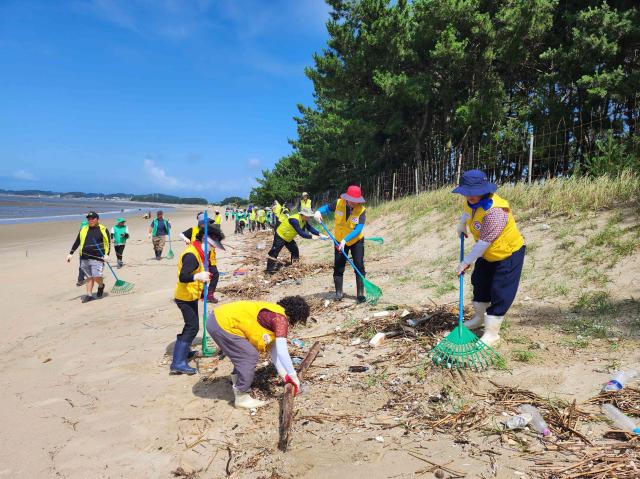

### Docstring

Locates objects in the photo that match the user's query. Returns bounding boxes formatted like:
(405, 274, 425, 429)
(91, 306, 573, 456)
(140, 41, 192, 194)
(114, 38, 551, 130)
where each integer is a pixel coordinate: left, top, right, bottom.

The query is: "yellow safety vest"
(189, 226, 217, 266)
(334, 199, 365, 246)
(463, 193, 525, 262)
(174, 244, 205, 301)
(79, 224, 110, 255)
(257, 209, 266, 223)
(249, 210, 256, 221)
(215, 214, 222, 225)
(214, 301, 286, 352)
(276, 213, 304, 242)
(273, 202, 282, 216)
(300, 198, 311, 210)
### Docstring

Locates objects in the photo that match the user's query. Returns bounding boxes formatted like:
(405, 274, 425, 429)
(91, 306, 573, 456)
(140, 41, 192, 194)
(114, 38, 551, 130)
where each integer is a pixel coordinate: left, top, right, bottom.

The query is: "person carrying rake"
(452, 170, 526, 346)
(170, 226, 225, 375)
(314, 185, 367, 303)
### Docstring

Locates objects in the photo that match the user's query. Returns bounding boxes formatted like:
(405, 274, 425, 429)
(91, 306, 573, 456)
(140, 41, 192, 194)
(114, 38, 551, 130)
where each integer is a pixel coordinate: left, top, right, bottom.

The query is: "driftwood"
(278, 341, 322, 451)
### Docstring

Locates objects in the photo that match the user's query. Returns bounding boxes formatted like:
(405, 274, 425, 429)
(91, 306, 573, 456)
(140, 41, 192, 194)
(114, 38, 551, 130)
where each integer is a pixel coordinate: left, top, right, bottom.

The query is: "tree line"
(250, 0, 639, 205)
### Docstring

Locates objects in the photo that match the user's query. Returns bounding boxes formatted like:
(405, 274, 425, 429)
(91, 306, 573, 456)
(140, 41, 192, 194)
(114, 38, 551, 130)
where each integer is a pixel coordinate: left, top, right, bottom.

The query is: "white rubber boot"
(233, 387, 267, 409)
(230, 374, 237, 386)
(464, 301, 490, 330)
(480, 314, 503, 347)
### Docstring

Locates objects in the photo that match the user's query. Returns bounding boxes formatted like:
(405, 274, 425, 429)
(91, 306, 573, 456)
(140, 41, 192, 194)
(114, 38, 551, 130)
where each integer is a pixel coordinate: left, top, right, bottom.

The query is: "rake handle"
(320, 222, 366, 281)
(459, 234, 465, 326)
(92, 239, 120, 281)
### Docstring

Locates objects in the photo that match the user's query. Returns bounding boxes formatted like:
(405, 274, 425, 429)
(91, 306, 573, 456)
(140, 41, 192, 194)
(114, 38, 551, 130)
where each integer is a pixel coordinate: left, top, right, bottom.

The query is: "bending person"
(207, 296, 310, 409)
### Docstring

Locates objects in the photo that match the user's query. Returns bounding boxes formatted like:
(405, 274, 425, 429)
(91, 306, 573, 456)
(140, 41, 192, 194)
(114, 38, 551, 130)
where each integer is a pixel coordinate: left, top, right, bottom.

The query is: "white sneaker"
(464, 301, 490, 330)
(233, 387, 267, 409)
(230, 373, 237, 386)
(480, 314, 503, 347)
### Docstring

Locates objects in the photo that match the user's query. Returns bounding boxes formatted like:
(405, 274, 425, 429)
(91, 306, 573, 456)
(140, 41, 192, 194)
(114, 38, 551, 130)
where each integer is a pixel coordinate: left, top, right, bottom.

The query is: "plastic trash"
(369, 332, 386, 347)
(373, 311, 390, 318)
(292, 357, 303, 365)
(518, 404, 551, 436)
(602, 404, 640, 434)
(291, 339, 305, 348)
(602, 369, 638, 392)
(506, 413, 533, 430)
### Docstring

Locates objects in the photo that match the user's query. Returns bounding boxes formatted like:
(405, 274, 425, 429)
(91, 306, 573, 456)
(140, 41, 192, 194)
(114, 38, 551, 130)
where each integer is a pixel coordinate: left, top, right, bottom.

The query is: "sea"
(0, 195, 174, 224)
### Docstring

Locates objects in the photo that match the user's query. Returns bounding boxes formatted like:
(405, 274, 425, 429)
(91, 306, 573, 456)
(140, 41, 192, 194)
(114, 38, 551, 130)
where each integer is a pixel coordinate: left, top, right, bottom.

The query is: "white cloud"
(143, 159, 185, 189)
(12, 169, 37, 181)
(247, 157, 261, 169)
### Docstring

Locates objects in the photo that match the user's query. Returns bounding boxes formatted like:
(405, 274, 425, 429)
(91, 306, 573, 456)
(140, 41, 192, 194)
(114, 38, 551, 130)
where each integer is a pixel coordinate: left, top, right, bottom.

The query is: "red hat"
(340, 185, 365, 203)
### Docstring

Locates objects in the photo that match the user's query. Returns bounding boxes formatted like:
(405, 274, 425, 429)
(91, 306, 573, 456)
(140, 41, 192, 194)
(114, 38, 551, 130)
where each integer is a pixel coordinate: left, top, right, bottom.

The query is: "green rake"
(429, 235, 501, 370)
(320, 222, 382, 305)
(201, 211, 217, 357)
(166, 231, 175, 259)
(365, 237, 384, 245)
(92, 240, 135, 295)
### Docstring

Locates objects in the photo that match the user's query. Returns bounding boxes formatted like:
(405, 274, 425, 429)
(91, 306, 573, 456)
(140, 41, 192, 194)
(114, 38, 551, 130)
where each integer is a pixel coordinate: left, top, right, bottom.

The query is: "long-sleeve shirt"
(70, 226, 111, 260)
(257, 309, 289, 338)
(289, 217, 319, 239)
(178, 253, 199, 283)
(462, 208, 509, 264)
(318, 200, 366, 242)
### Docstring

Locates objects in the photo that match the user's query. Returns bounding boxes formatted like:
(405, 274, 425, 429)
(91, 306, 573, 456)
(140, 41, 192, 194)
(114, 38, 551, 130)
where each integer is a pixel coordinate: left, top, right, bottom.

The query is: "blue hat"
(452, 170, 497, 196)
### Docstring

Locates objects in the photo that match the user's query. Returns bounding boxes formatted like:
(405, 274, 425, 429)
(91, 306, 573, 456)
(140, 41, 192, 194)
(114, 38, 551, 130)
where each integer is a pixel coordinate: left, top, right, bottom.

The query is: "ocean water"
(0, 195, 174, 224)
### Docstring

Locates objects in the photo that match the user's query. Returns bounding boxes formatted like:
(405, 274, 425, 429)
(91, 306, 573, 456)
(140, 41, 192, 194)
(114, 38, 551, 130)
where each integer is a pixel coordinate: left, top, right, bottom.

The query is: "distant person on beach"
(148, 210, 171, 260)
(170, 227, 225, 375)
(297, 192, 312, 212)
(67, 211, 110, 303)
(110, 217, 129, 268)
(214, 210, 222, 225)
(75, 219, 88, 286)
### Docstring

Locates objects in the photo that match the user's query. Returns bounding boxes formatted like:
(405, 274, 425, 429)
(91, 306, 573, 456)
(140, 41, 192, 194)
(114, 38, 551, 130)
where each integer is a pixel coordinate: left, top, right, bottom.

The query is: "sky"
(0, 0, 330, 201)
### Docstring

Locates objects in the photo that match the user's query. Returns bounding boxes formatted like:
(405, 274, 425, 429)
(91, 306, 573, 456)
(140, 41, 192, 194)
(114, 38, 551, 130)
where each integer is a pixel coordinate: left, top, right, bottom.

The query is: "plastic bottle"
(506, 413, 532, 430)
(602, 370, 639, 392)
(518, 404, 551, 436)
(602, 404, 640, 434)
(291, 339, 305, 348)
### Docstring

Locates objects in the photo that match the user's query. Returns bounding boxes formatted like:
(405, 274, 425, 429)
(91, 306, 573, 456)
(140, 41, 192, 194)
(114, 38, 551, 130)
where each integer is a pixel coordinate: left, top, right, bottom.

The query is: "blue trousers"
(471, 246, 526, 316)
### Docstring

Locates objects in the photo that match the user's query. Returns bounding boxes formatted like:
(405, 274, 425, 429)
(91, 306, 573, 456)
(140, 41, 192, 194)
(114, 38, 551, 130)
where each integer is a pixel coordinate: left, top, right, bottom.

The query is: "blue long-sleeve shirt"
(318, 200, 365, 243)
(289, 217, 319, 239)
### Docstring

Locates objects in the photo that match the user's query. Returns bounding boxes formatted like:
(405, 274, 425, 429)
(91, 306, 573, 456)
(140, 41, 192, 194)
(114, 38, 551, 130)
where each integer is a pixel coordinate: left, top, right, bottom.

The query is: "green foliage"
(220, 196, 247, 206)
(129, 193, 207, 205)
(250, 0, 639, 199)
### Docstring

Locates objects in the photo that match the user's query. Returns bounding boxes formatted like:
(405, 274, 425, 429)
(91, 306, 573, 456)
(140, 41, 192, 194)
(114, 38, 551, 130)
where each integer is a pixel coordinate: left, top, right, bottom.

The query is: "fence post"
(392, 172, 396, 201)
(376, 175, 380, 202)
(528, 131, 534, 185)
(456, 150, 462, 185)
(415, 168, 419, 196)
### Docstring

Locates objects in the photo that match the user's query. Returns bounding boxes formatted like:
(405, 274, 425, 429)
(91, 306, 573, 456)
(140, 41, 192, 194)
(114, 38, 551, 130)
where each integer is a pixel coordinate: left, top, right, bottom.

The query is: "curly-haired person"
(206, 296, 310, 409)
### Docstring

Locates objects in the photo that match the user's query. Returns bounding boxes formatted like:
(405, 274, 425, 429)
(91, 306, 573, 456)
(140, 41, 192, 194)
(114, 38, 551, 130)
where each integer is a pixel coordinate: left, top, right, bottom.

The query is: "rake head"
(111, 279, 135, 295)
(366, 237, 385, 245)
(166, 248, 174, 259)
(363, 278, 382, 305)
(429, 324, 501, 370)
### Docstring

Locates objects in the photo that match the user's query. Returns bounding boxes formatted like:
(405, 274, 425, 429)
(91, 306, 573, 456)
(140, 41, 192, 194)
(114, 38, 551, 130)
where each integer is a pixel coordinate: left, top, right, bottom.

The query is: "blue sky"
(0, 0, 330, 200)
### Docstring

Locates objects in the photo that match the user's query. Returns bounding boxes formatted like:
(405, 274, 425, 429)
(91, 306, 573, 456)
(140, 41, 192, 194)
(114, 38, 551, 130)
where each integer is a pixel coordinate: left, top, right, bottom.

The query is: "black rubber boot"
(117, 259, 123, 268)
(155, 250, 162, 260)
(266, 259, 277, 275)
(356, 276, 366, 303)
(97, 284, 105, 298)
(333, 275, 344, 301)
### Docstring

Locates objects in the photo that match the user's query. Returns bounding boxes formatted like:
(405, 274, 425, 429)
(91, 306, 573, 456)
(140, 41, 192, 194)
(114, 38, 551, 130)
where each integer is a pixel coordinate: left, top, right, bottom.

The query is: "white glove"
(456, 262, 470, 276)
(103, 255, 110, 262)
(66, 254, 73, 262)
(456, 214, 469, 238)
(314, 211, 323, 222)
(319, 234, 329, 240)
(179, 233, 190, 244)
(337, 239, 346, 252)
(147, 233, 152, 239)
(193, 271, 212, 282)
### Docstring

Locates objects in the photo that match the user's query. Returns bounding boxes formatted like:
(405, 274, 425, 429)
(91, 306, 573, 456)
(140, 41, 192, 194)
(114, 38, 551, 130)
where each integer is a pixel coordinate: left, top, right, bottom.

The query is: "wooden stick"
(278, 341, 322, 451)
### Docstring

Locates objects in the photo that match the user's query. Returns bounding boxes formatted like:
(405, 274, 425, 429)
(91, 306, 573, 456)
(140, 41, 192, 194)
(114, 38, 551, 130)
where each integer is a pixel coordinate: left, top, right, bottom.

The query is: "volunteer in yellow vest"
(170, 227, 225, 375)
(256, 207, 266, 230)
(272, 200, 283, 228)
(314, 185, 367, 303)
(298, 192, 312, 212)
(265, 208, 326, 274)
(206, 296, 310, 409)
(214, 210, 222, 225)
(67, 211, 111, 303)
(453, 170, 526, 347)
(179, 219, 225, 304)
(248, 206, 257, 232)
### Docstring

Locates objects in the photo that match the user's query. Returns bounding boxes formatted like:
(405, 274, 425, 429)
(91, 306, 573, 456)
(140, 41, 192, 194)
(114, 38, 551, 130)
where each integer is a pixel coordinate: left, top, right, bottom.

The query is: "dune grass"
(368, 170, 639, 222)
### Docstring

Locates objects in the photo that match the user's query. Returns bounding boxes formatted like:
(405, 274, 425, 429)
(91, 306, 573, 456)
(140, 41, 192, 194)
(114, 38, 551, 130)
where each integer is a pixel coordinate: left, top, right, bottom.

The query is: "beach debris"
(348, 366, 369, 373)
(369, 332, 386, 347)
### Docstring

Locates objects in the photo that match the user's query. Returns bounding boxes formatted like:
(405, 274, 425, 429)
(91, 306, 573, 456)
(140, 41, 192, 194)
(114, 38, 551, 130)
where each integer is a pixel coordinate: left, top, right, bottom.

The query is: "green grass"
(512, 349, 536, 362)
(563, 336, 590, 349)
(574, 290, 616, 315)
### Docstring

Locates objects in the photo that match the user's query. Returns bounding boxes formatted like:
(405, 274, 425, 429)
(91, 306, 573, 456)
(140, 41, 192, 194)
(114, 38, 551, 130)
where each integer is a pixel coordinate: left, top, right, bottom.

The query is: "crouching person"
(171, 228, 221, 375)
(206, 297, 309, 409)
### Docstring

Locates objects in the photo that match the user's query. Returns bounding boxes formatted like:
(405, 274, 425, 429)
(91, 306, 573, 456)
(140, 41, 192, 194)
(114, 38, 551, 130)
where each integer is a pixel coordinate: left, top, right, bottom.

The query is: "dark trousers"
(175, 299, 200, 344)
(471, 245, 526, 316)
(266, 233, 299, 272)
(334, 238, 365, 279)
(210, 265, 219, 292)
(114, 244, 125, 260)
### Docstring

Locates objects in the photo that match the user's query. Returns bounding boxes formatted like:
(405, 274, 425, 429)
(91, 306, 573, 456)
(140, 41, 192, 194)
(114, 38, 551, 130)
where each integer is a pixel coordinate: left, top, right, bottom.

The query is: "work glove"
(319, 234, 329, 240)
(284, 373, 301, 396)
(456, 262, 470, 276)
(314, 211, 323, 223)
(193, 271, 212, 282)
(456, 222, 468, 238)
(147, 233, 152, 239)
(337, 239, 347, 252)
(103, 255, 110, 262)
(66, 254, 73, 262)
